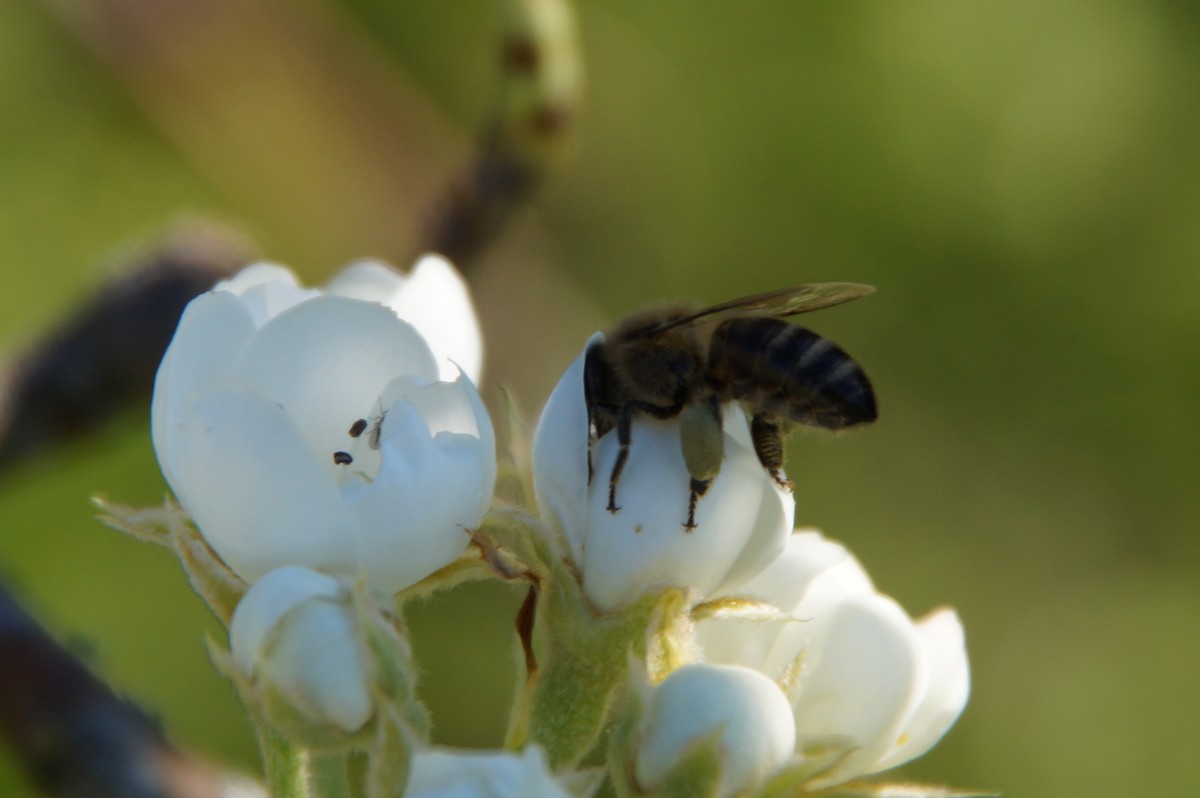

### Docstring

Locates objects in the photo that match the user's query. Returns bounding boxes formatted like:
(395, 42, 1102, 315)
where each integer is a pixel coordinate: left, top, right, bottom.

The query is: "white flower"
(695, 530, 970, 785)
(634, 663, 796, 798)
(152, 258, 495, 593)
(229, 566, 372, 732)
(405, 746, 571, 798)
(531, 336, 793, 611)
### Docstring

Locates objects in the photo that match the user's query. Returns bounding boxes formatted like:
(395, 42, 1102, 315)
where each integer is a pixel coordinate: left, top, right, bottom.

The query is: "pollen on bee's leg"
(770, 469, 793, 491)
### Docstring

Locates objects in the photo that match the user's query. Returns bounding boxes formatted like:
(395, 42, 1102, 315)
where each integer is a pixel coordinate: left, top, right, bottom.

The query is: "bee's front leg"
(607, 405, 635, 513)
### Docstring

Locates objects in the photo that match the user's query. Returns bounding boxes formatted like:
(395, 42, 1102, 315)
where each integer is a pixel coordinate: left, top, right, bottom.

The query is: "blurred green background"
(2, 1, 1198, 795)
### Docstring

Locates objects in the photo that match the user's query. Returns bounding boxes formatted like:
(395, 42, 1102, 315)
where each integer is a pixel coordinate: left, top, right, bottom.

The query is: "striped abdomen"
(707, 317, 877, 429)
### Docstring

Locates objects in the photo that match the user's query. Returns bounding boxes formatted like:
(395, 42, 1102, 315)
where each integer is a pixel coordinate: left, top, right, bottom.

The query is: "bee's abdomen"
(708, 318, 877, 430)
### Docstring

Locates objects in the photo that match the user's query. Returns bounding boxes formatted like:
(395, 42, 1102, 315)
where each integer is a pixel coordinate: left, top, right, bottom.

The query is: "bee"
(584, 282, 877, 531)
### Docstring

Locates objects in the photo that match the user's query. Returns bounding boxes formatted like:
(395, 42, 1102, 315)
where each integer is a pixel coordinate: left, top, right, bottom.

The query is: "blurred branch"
(422, 0, 583, 267)
(0, 582, 231, 798)
(42, 0, 582, 274)
(0, 223, 253, 471)
(40, 0, 473, 270)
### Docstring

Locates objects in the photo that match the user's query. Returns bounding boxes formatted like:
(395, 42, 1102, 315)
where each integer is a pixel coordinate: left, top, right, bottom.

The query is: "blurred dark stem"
(0, 224, 252, 471)
(420, 0, 583, 268)
(0, 582, 227, 798)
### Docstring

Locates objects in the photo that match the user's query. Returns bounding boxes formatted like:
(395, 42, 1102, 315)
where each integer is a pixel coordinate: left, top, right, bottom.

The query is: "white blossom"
(405, 746, 571, 798)
(532, 335, 793, 611)
(695, 529, 970, 785)
(229, 566, 372, 732)
(152, 259, 495, 593)
(634, 663, 796, 798)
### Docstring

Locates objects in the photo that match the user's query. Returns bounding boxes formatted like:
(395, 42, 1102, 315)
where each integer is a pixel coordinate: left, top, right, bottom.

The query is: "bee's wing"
(642, 282, 874, 336)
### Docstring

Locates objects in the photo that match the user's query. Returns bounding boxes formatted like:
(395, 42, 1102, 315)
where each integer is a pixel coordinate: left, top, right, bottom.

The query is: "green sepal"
(94, 496, 246, 625)
(690, 595, 796, 624)
(352, 584, 429, 742)
(494, 386, 535, 509)
(362, 704, 417, 798)
(751, 742, 856, 798)
(644, 729, 724, 798)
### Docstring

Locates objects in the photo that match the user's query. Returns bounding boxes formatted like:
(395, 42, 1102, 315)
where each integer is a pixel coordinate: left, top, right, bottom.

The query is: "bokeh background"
(2, 1, 1198, 795)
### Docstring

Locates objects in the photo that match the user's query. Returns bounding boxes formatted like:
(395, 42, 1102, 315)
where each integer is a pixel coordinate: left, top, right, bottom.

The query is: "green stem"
(507, 570, 684, 770)
(258, 727, 308, 798)
(308, 753, 354, 798)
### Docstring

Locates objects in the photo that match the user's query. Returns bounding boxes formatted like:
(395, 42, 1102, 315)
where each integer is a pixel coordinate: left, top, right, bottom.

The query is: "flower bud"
(229, 566, 372, 733)
(634, 663, 795, 798)
(532, 337, 793, 611)
(405, 745, 571, 798)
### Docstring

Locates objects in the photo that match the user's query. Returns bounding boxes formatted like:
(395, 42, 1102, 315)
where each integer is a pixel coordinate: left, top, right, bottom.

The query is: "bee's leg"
(607, 406, 634, 513)
(751, 414, 792, 491)
(587, 444, 594, 485)
(684, 477, 711, 532)
(608, 398, 685, 513)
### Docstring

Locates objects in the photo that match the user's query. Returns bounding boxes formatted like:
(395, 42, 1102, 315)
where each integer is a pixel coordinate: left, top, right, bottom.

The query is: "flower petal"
(264, 597, 373, 731)
(379, 371, 489, 440)
(874, 607, 970, 771)
(214, 262, 318, 326)
(151, 291, 257, 502)
(581, 413, 781, 611)
(715, 415, 794, 591)
(229, 565, 342, 675)
(531, 338, 596, 565)
(327, 254, 483, 383)
(787, 593, 924, 783)
(214, 262, 299, 296)
(344, 384, 494, 592)
(229, 296, 439, 462)
(168, 386, 356, 583)
(695, 530, 856, 671)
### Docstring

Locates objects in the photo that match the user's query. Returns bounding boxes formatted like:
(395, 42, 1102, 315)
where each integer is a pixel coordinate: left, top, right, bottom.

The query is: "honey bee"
(584, 283, 877, 531)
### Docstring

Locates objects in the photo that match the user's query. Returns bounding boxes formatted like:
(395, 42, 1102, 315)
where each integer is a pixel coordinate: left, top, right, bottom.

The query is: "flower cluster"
(121, 256, 971, 798)
(639, 530, 970, 795)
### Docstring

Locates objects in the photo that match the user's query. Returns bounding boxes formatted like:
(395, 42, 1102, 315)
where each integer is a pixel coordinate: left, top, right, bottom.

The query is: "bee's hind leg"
(751, 414, 793, 491)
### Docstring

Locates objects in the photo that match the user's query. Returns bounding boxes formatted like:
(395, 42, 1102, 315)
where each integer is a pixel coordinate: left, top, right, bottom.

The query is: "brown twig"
(421, 0, 583, 269)
(0, 583, 230, 798)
